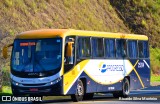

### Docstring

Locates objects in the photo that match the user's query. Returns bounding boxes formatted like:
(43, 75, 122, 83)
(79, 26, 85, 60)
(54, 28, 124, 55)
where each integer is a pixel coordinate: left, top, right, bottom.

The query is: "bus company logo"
(99, 63, 107, 73)
(99, 63, 124, 73)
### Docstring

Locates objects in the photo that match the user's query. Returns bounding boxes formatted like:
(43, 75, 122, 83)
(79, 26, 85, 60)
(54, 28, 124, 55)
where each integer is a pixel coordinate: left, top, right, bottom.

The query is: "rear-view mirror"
(2, 44, 13, 59)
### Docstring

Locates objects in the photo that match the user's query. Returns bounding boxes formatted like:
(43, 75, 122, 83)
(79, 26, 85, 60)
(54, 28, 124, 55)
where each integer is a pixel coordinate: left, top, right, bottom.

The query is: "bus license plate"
(29, 88, 38, 91)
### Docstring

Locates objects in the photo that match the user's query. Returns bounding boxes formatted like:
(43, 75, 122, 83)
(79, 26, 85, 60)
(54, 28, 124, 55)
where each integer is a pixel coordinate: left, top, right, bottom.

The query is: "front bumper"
(11, 80, 63, 96)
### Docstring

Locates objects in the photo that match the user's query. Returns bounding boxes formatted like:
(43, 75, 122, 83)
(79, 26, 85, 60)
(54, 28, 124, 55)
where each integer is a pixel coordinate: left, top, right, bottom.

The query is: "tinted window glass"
(138, 41, 149, 58)
(92, 38, 104, 57)
(12, 38, 62, 72)
(138, 41, 144, 58)
(143, 41, 149, 58)
(116, 39, 127, 58)
(105, 39, 115, 58)
(128, 40, 137, 58)
(78, 37, 91, 57)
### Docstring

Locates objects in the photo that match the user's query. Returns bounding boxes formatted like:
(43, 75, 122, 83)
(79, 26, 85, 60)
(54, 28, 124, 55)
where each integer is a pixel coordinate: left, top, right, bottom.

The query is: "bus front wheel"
(71, 80, 84, 102)
(113, 78, 130, 98)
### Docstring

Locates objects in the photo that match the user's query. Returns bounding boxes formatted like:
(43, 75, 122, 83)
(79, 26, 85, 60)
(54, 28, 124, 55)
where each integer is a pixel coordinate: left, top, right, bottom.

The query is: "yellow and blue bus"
(3, 29, 150, 102)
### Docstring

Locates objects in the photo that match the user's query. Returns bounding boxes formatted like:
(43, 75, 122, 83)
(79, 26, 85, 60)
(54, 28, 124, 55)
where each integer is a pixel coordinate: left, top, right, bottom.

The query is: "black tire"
(113, 78, 130, 98)
(83, 93, 94, 100)
(71, 80, 84, 102)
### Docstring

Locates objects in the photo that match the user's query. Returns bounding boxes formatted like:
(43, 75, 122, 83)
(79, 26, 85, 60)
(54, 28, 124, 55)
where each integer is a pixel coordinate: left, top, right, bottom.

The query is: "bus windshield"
(11, 38, 62, 73)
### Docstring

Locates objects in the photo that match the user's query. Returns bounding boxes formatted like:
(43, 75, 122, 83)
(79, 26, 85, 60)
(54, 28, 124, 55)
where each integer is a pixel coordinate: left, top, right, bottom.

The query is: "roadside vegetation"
(151, 75, 160, 82)
(150, 47, 160, 75)
(110, 0, 160, 48)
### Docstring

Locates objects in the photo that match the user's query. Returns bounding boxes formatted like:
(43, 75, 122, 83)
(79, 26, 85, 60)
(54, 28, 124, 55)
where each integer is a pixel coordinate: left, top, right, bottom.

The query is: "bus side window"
(143, 41, 149, 58)
(116, 39, 127, 58)
(92, 38, 104, 58)
(105, 39, 115, 58)
(128, 40, 137, 58)
(123, 40, 127, 57)
(138, 41, 144, 58)
(138, 41, 149, 58)
(78, 37, 91, 58)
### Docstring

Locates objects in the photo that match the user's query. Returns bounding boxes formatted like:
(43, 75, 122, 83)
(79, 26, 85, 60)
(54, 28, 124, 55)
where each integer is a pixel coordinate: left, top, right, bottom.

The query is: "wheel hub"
(77, 84, 83, 95)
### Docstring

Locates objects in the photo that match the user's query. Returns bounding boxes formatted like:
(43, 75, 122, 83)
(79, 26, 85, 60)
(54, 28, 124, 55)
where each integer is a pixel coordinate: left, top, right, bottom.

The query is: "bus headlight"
(11, 80, 19, 86)
(50, 77, 62, 85)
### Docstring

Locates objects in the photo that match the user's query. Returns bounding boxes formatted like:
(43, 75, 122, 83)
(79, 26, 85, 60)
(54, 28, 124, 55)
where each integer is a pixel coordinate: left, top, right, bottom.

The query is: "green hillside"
(0, 0, 160, 92)
(110, 0, 160, 48)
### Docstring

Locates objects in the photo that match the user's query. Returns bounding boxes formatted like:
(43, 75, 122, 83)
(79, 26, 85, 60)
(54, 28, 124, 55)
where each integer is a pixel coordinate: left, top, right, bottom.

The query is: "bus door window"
(65, 38, 75, 64)
(64, 37, 75, 73)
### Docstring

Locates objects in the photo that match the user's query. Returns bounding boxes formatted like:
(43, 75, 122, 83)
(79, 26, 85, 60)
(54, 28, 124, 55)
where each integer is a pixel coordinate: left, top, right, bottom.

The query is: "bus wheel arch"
(81, 78, 94, 100)
(71, 79, 84, 102)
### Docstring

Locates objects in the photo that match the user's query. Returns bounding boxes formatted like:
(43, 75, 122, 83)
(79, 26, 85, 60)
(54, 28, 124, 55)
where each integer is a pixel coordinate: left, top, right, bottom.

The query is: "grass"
(4, 0, 13, 7)
(43, 96, 70, 100)
(0, 93, 12, 96)
(0, 86, 12, 96)
(151, 74, 160, 82)
(78, 0, 86, 4)
(150, 47, 160, 74)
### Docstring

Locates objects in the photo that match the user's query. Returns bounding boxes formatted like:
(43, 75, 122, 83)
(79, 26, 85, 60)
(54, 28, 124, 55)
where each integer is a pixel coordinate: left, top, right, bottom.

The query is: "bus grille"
(22, 83, 46, 86)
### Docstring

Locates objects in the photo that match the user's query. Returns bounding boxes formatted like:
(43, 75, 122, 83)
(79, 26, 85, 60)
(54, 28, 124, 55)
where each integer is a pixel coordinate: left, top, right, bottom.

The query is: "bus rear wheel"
(113, 78, 130, 98)
(71, 80, 84, 102)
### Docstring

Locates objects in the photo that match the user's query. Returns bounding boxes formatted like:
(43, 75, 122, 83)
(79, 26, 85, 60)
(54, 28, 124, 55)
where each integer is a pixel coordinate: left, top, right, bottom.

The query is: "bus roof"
(16, 29, 148, 40)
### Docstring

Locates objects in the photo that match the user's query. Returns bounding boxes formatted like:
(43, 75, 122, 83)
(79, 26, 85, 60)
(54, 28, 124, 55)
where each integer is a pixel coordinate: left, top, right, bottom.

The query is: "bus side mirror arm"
(2, 43, 13, 59)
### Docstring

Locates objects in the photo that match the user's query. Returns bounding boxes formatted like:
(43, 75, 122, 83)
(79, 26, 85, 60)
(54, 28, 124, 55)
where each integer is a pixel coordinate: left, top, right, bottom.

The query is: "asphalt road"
(1, 85, 160, 104)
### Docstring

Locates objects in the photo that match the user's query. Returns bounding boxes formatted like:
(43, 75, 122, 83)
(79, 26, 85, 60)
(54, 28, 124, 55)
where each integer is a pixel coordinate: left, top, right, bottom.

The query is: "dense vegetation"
(0, 0, 160, 92)
(110, 0, 160, 48)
